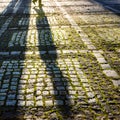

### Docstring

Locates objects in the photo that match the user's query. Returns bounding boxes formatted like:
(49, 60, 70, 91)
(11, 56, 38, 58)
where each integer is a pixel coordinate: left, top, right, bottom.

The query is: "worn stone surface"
(0, 0, 120, 119)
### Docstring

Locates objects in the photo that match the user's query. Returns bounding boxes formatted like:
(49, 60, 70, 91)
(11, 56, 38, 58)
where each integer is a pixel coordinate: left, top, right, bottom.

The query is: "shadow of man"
(34, 5, 72, 119)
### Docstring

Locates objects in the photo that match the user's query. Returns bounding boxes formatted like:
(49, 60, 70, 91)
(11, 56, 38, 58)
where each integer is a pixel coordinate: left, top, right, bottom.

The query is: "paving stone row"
(54, 0, 120, 86)
(0, 58, 95, 106)
(0, 0, 120, 119)
(7, 28, 85, 47)
(9, 15, 70, 27)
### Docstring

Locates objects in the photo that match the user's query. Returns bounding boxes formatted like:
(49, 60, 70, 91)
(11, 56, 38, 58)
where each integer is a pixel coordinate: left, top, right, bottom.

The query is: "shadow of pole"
(0, 0, 31, 119)
(34, 5, 72, 119)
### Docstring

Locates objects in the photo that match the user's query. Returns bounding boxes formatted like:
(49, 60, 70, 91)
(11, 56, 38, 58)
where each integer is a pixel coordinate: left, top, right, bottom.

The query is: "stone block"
(18, 100, 25, 106)
(45, 100, 53, 106)
(36, 101, 43, 106)
(26, 101, 34, 106)
(6, 100, 16, 106)
(54, 100, 64, 105)
(103, 70, 120, 78)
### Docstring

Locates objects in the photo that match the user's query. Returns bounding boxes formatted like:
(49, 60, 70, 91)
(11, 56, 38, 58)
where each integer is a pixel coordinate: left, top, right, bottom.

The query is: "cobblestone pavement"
(0, 0, 120, 119)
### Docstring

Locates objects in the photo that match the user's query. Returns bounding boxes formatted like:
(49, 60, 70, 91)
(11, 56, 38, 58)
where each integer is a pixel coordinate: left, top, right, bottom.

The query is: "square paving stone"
(7, 94, 16, 99)
(112, 80, 120, 87)
(96, 58, 107, 64)
(17, 95, 25, 100)
(45, 100, 53, 106)
(0, 101, 4, 106)
(26, 101, 34, 106)
(36, 101, 43, 106)
(0, 96, 6, 100)
(103, 70, 120, 78)
(17, 100, 25, 106)
(6, 100, 16, 106)
(101, 64, 111, 69)
(36, 96, 42, 100)
(54, 100, 64, 105)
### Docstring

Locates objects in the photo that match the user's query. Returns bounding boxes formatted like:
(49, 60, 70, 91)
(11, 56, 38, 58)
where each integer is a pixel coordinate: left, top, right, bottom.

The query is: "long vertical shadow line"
(34, 5, 72, 118)
(0, 0, 31, 119)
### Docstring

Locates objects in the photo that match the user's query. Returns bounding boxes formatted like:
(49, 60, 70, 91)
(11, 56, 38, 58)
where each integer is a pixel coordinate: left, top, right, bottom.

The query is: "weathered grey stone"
(50, 90, 58, 95)
(42, 91, 49, 95)
(36, 91, 41, 95)
(54, 100, 64, 105)
(56, 86, 65, 90)
(17, 100, 25, 106)
(26, 101, 34, 106)
(6, 100, 16, 106)
(65, 100, 74, 105)
(87, 92, 95, 98)
(36, 96, 42, 100)
(0, 96, 6, 100)
(17, 95, 24, 100)
(27, 78, 36, 84)
(11, 78, 19, 81)
(72, 82, 80, 86)
(45, 100, 53, 106)
(101, 64, 111, 69)
(0, 77, 3, 80)
(11, 51, 21, 55)
(59, 91, 67, 95)
(88, 98, 96, 103)
(103, 70, 120, 78)
(93, 52, 103, 58)
(19, 80, 27, 84)
(13, 72, 21, 75)
(0, 101, 4, 106)
(2, 84, 9, 89)
(26, 88, 34, 93)
(27, 65, 33, 68)
(26, 94, 34, 100)
(0, 52, 9, 55)
(112, 80, 120, 87)
(7, 94, 16, 99)
(87, 45, 96, 49)
(21, 75, 29, 79)
(83, 83, 90, 87)
(117, 49, 120, 53)
(36, 101, 43, 106)
(36, 83, 44, 87)
(18, 90, 25, 94)
(11, 82, 18, 86)
(29, 75, 37, 79)
(3, 79, 10, 84)
(0, 89, 8, 93)
(0, 74, 4, 77)
(0, 93, 7, 96)
(96, 58, 107, 64)
(69, 91, 76, 95)
(80, 78, 88, 83)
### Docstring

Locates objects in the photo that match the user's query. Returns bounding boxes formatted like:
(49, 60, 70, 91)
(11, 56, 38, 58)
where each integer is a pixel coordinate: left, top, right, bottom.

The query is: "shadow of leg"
(35, 6, 72, 119)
